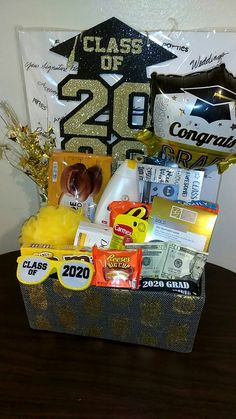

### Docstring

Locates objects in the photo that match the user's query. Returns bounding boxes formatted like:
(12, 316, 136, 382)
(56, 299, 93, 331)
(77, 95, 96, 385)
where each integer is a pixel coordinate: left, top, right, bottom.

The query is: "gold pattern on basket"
(111, 315, 130, 338)
(140, 300, 161, 327)
(111, 289, 133, 307)
(82, 289, 102, 317)
(52, 279, 73, 298)
(35, 314, 52, 330)
(139, 332, 158, 347)
(138, 332, 158, 346)
(56, 305, 77, 331)
(172, 295, 196, 315)
(86, 325, 104, 338)
(167, 324, 189, 346)
(27, 284, 48, 310)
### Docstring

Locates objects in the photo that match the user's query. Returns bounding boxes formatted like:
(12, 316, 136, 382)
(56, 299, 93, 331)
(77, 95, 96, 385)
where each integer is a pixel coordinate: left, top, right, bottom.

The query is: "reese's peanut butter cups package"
(92, 247, 142, 289)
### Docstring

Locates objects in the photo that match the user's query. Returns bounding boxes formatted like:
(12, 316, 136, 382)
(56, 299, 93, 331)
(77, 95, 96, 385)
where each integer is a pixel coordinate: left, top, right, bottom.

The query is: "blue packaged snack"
(176, 200, 219, 214)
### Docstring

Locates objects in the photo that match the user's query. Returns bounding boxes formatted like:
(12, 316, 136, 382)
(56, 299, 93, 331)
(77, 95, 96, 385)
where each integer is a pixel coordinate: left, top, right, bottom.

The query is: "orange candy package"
(109, 201, 152, 227)
(92, 247, 142, 289)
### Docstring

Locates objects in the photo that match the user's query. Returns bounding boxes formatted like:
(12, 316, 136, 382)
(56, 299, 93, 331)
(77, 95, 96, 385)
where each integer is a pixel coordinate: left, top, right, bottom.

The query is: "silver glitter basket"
(19, 273, 205, 353)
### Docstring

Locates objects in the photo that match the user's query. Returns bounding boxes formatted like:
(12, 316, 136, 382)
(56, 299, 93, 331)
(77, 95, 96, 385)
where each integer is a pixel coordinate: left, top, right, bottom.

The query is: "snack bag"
(48, 151, 112, 221)
(92, 247, 142, 289)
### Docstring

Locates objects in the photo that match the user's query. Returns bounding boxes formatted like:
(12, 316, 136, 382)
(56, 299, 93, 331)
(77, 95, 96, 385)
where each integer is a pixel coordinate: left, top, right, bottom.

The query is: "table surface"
(1, 251, 236, 419)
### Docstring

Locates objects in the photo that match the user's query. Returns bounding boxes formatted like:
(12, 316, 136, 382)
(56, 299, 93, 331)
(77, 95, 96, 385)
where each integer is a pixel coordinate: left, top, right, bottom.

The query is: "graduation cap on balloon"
(182, 84, 236, 123)
(150, 63, 236, 124)
(50, 17, 177, 82)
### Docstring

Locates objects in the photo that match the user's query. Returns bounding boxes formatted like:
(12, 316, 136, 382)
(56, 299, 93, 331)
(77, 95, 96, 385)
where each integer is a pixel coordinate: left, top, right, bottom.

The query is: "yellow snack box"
(20, 243, 93, 263)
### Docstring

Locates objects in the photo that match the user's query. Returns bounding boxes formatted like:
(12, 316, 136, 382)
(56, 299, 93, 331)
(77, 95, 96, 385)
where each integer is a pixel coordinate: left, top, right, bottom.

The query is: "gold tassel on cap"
(67, 35, 79, 70)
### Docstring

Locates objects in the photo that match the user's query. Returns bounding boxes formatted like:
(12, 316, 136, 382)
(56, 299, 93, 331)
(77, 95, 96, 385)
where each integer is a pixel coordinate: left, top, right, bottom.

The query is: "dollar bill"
(159, 242, 208, 282)
(125, 242, 167, 278)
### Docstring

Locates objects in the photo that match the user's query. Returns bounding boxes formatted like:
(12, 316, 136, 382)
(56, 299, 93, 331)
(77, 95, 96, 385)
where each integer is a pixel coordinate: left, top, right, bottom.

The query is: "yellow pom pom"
(19, 206, 89, 246)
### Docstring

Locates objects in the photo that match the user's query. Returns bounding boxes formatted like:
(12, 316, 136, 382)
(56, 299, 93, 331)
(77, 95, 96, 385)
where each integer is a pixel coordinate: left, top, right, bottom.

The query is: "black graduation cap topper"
(182, 85, 236, 123)
(50, 17, 177, 82)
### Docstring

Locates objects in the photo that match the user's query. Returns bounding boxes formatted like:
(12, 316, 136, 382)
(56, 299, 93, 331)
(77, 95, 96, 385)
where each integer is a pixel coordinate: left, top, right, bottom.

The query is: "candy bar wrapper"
(20, 243, 93, 263)
(48, 151, 112, 221)
(145, 196, 218, 252)
(138, 164, 204, 203)
(92, 247, 142, 289)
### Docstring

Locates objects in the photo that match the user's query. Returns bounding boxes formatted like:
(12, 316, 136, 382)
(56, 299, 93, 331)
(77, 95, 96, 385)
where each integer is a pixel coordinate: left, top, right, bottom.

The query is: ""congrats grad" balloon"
(137, 64, 236, 170)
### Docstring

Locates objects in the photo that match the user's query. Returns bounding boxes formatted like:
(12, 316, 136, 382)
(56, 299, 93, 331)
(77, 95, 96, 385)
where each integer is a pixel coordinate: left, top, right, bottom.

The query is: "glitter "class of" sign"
(50, 17, 176, 160)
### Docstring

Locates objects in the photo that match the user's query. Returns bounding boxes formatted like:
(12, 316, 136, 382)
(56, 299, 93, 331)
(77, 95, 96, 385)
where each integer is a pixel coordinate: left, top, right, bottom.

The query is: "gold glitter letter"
(83, 36, 94, 52)
(101, 56, 112, 70)
(106, 37, 119, 54)
(120, 38, 132, 54)
(112, 56, 124, 71)
(113, 82, 149, 138)
(131, 39, 143, 54)
(95, 37, 106, 53)
(61, 79, 108, 137)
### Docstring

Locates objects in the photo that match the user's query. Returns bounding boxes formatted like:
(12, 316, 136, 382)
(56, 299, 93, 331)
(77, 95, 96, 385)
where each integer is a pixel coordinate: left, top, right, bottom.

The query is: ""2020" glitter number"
(59, 77, 108, 137)
(58, 77, 149, 143)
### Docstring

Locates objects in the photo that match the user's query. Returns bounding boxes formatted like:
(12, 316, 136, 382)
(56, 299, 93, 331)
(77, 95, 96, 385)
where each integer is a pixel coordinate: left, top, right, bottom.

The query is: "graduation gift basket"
(16, 149, 220, 352)
(4, 19, 236, 352)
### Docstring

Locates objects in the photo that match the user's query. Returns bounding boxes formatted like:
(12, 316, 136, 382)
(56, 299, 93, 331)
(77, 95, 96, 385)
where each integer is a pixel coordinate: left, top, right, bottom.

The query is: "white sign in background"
(18, 29, 236, 149)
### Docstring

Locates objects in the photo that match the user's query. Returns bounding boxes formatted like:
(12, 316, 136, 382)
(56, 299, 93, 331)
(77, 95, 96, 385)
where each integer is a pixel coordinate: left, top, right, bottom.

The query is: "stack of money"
(126, 241, 208, 295)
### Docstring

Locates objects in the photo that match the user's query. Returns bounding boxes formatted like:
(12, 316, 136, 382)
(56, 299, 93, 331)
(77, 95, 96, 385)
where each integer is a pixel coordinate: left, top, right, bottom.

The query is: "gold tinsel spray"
(0, 102, 55, 201)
